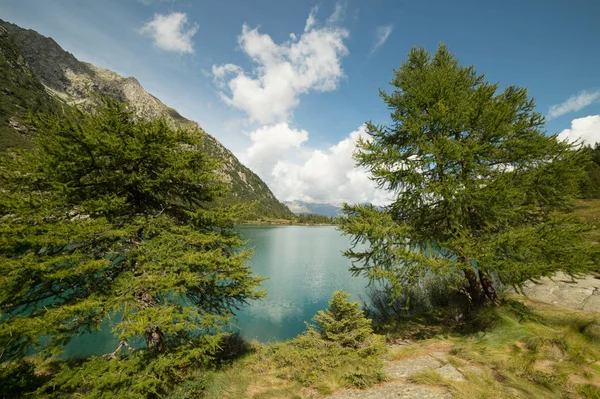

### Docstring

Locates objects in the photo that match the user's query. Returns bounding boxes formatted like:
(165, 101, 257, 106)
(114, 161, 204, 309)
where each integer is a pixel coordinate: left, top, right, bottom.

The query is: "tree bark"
(463, 268, 487, 306)
(136, 288, 166, 352)
(478, 269, 500, 305)
(144, 324, 165, 353)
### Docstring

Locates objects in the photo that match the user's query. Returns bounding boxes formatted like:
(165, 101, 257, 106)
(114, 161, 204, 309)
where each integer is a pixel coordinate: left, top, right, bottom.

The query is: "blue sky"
(1, 0, 599, 204)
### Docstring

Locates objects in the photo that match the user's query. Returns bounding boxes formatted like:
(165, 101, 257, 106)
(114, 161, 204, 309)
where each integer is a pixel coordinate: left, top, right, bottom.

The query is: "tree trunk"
(478, 269, 500, 305)
(136, 288, 166, 352)
(144, 324, 165, 353)
(463, 268, 487, 306)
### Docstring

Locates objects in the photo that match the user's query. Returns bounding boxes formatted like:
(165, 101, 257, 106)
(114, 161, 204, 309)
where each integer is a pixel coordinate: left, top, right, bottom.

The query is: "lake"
(234, 225, 368, 341)
(63, 225, 368, 357)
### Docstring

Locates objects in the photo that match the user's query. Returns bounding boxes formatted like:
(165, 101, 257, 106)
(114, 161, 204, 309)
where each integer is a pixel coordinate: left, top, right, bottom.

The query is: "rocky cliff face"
(0, 20, 293, 219)
(0, 25, 62, 150)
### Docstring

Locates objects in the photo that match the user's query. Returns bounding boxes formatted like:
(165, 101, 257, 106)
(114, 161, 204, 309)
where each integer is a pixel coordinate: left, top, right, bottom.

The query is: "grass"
(4, 295, 599, 398)
(401, 297, 600, 399)
(195, 296, 600, 399)
(575, 199, 600, 248)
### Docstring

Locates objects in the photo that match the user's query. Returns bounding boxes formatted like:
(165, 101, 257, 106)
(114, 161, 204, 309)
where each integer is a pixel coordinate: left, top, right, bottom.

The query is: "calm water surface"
(234, 225, 368, 341)
(64, 225, 367, 356)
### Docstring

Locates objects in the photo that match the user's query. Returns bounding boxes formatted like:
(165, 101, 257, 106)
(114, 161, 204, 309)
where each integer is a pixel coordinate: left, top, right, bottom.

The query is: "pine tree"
(0, 99, 264, 360)
(580, 143, 600, 199)
(339, 45, 592, 306)
(312, 290, 374, 349)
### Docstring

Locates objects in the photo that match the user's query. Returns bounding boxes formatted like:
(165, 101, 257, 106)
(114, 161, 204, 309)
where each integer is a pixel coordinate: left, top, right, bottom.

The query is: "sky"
(1, 0, 599, 205)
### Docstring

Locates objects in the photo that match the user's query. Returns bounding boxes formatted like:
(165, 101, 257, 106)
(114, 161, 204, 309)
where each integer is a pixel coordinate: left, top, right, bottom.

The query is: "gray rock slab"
(429, 352, 449, 363)
(523, 274, 600, 313)
(583, 295, 600, 313)
(385, 356, 443, 379)
(326, 382, 451, 399)
(435, 364, 465, 382)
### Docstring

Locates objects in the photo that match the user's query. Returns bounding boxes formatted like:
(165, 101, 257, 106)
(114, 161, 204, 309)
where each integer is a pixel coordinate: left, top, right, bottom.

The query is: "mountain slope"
(0, 20, 293, 219)
(0, 25, 64, 150)
(284, 200, 342, 218)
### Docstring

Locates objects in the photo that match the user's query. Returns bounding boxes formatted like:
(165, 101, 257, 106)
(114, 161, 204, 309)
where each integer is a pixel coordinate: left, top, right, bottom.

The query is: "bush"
(0, 360, 48, 398)
(364, 275, 473, 327)
(252, 291, 386, 389)
(312, 290, 378, 349)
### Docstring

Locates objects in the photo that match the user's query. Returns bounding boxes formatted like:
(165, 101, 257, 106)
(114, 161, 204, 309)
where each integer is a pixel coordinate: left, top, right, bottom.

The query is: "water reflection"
(234, 225, 368, 342)
(62, 225, 367, 356)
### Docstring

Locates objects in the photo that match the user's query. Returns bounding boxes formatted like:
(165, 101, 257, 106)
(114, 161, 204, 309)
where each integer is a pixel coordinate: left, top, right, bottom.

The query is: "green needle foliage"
(312, 290, 377, 349)
(339, 45, 593, 306)
(255, 291, 386, 391)
(0, 98, 265, 362)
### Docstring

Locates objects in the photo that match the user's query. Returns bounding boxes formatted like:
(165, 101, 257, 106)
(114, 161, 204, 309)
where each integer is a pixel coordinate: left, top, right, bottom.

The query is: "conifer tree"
(312, 290, 374, 349)
(0, 99, 264, 360)
(339, 45, 592, 306)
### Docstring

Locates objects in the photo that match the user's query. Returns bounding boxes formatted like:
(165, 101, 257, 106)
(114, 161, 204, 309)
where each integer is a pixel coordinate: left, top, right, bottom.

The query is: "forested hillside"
(0, 20, 293, 220)
(0, 26, 63, 150)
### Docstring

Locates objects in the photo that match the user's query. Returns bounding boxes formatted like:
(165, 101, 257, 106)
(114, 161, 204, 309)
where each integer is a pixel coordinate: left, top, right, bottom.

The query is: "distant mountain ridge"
(0, 19, 293, 220)
(284, 200, 342, 218)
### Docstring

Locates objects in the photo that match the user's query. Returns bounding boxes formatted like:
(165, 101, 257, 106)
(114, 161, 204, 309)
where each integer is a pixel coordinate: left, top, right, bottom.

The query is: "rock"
(326, 382, 451, 399)
(385, 356, 443, 379)
(435, 364, 465, 382)
(523, 273, 600, 313)
(429, 351, 449, 363)
(0, 18, 294, 220)
(582, 295, 600, 313)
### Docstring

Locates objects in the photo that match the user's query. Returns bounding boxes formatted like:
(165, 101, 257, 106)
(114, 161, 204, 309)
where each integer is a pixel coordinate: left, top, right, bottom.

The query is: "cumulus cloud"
(243, 123, 309, 177)
(212, 9, 349, 124)
(140, 12, 198, 54)
(548, 90, 600, 120)
(137, 0, 173, 5)
(240, 125, 391, 205)
(557, 115, 600, 145)
(371, 25, 393, 54)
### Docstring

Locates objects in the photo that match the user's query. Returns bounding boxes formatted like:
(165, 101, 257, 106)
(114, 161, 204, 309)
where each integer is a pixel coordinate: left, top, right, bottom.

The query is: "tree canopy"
(339, 45, 592, 306)
(0, 99, 264, 361)
(580, 143, 600, 199)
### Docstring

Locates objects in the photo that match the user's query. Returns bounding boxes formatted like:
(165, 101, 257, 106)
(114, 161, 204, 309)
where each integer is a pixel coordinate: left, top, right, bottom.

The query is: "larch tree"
(0, 99, 264, 361)
(339, 45, 592, 306)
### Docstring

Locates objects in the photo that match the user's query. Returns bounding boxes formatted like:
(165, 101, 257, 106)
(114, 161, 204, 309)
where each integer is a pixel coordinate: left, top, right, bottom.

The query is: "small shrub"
(0, 360, 48, 398)
(364, 274, 474, 328)
(252, 291, 386, 389)
(213, 332, 254, 367)
(312, 290, 378, 349)
(582, 322, 600, 342)
(577, 384, 600, 399)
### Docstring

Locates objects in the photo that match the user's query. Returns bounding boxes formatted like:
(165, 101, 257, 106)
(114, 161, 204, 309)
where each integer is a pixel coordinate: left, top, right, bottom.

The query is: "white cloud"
(240, 125, 391, 206)
(243, 123, 309, 177)
(371, 25, 393, 54)
(140, 12, 198, 54)
(548, 90, 600, 120)
(557, 115, 600, 145)
(305, 6, 319, 32)
(137, 0, 174, 5)
(327, 2, 346, 25)
(213, 9, 349, 124)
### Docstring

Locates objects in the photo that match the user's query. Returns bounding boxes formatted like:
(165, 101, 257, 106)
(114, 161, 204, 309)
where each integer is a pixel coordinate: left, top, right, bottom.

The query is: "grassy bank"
(575, 199, 600, 247)
(2, 294, 599, 398)
(197, 296, 600, 398)
(392, 296, 600, 399)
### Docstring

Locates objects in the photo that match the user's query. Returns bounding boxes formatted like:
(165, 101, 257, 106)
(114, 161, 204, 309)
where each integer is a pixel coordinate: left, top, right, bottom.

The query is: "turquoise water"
(63, 225, 368, 356)
(233, 225, 368, 342)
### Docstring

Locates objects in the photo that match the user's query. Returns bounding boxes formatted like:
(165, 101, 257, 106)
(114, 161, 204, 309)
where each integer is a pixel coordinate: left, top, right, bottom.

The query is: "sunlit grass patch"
(439, 298, 600, 399)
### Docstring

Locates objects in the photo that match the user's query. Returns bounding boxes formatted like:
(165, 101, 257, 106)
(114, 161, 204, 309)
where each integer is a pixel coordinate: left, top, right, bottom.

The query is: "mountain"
(0, 20, 293, 220)
(0, 25, 63, 150)
(284, 200, 342, 218)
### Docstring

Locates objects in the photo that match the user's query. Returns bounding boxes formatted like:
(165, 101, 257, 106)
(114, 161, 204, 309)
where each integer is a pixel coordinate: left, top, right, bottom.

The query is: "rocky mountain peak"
(0, 19, 293, 219)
